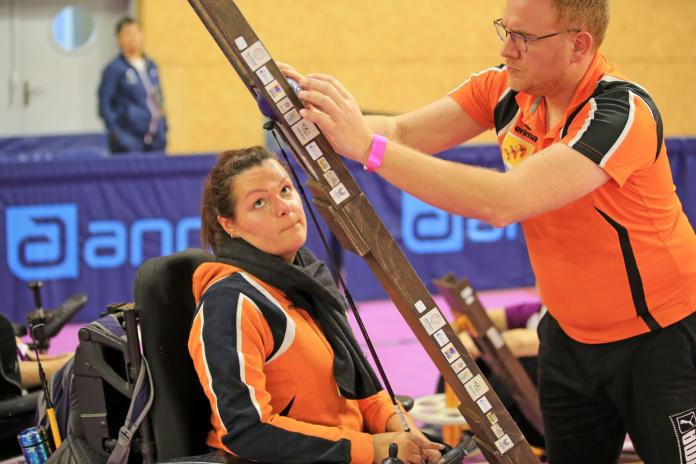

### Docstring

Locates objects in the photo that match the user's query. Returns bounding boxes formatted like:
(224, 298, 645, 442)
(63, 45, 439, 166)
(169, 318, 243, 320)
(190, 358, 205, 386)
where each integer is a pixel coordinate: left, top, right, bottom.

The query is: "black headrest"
(134, 248, 214, 460)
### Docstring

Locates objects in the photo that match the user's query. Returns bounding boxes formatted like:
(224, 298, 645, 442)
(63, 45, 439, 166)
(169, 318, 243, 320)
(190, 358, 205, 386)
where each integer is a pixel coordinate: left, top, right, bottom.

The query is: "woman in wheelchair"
(189, 147, 443, 464)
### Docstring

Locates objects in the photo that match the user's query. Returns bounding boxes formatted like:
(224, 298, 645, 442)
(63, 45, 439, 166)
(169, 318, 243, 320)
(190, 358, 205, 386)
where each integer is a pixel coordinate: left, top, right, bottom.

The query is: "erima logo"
(514, 126, 538, 142)
(672, 410, 696, 464)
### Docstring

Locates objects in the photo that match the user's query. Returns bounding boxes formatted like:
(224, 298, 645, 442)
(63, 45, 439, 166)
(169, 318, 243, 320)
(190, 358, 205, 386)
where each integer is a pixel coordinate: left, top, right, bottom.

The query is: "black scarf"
(216, 236, 382, 399)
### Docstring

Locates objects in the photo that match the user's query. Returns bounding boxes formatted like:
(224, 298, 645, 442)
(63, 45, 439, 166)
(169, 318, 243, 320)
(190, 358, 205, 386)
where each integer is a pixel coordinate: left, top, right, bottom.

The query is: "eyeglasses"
(493, 18, 579, 53)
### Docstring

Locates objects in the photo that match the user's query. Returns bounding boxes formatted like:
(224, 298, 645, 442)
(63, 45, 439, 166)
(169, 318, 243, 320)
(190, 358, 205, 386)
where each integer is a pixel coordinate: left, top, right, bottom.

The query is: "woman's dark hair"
(201, 146, 282, 254)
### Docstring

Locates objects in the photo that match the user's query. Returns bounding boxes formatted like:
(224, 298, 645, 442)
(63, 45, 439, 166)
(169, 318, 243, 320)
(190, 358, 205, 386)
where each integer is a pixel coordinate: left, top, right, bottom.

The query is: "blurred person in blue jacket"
(98, 17, 167, 153)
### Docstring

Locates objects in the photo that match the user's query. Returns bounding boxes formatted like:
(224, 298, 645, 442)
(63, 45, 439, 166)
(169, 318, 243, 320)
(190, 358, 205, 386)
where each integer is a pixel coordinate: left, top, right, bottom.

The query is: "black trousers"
(537, 311, 696, 464)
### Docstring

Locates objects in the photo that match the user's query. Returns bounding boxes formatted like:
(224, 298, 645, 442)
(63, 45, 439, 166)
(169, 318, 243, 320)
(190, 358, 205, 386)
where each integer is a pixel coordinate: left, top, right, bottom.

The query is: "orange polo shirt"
(450, 53, 696, 343)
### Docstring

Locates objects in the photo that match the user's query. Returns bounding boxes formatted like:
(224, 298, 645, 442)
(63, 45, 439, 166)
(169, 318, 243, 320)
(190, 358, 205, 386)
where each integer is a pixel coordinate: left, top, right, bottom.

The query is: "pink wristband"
(364, 134, 388, 172)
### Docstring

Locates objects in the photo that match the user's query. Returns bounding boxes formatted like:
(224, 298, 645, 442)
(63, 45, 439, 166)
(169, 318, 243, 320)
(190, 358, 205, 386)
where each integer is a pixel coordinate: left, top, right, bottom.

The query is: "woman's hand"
(409, 426, 445, 463)
(384, 413, 444, 463)
(372, 431, 443, 464)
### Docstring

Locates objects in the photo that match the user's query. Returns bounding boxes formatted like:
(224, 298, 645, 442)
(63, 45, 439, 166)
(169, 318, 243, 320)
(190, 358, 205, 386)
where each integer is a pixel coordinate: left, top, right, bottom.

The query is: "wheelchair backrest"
(135, 248, 214, 460)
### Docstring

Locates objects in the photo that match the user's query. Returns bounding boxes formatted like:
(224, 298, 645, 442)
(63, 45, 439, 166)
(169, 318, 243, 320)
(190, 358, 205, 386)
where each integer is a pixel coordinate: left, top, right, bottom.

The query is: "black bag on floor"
(46, 435, 106, 464)
(40, 313, 153, 464)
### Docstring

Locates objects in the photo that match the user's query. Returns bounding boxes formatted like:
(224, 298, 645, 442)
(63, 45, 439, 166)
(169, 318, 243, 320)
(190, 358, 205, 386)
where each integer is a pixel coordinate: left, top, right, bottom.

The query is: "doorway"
(0, 0, 130, 137)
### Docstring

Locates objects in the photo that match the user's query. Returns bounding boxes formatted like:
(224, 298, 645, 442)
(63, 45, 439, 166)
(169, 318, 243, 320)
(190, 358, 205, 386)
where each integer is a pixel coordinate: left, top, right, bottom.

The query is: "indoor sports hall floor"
(45, 286, 540, 400)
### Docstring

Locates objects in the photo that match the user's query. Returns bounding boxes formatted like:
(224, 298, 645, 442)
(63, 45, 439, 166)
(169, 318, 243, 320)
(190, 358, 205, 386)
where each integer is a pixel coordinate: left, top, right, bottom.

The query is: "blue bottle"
(17, 426, 52, 464)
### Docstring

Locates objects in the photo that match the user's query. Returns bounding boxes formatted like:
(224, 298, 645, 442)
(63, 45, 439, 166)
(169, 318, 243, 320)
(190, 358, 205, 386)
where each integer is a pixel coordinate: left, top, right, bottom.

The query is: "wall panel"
(140, 1, 696, 153)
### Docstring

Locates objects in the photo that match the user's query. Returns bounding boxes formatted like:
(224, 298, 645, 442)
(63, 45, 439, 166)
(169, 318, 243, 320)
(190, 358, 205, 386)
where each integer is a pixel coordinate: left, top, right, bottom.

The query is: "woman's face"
(218, 159, 307, 262)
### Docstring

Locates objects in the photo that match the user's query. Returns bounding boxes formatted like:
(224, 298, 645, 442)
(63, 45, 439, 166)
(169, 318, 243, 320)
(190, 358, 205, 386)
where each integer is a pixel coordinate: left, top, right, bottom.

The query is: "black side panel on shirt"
(595, 208, 661, 332)
(493, 87, 520, 134)
(562, 80, 664, 164)
(200, 272, 292, 361)
(220, 273, 289, 362)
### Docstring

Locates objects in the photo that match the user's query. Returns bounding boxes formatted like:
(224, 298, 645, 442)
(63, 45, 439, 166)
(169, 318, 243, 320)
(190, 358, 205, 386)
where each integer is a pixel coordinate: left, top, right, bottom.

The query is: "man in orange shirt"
(283, 0, 696, 462)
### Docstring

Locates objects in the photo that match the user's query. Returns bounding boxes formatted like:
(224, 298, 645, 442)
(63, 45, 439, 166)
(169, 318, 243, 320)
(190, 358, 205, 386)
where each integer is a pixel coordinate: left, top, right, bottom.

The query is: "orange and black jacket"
(189, 262, 395, 463)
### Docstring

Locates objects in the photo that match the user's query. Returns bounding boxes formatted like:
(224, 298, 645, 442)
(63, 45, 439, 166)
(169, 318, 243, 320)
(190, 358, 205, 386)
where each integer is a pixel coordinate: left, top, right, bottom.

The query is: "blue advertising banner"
(2, 139, 696, 321)
(1, 154, 215, 323)
(0, 151, 337, 323)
